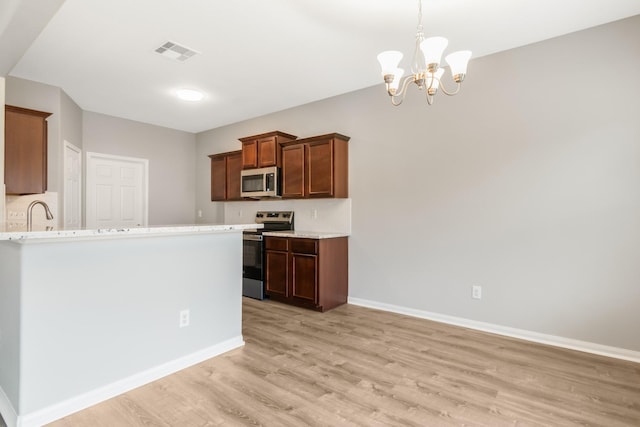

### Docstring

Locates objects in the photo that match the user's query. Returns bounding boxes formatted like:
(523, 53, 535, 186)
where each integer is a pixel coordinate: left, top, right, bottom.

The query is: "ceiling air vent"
(154, 41, 199, 62)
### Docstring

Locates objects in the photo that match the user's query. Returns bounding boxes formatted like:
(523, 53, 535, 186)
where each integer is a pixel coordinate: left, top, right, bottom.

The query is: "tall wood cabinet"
(239, 131, 297, 169)
(281, 133, 349, 199)
(4, 105, 52, 195)
(265, 236, 348, 312)
(209, 150, 242, 201)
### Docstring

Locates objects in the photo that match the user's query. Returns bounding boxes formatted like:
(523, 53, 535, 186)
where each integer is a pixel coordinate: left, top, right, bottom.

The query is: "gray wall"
(60, 90, 83, 149)
(5, 77, 84, 227)
(4, 77, 196, 226)
(83, 112, 197, 225)
(196, 16, 640, 352)
(5, 77, 64, 194)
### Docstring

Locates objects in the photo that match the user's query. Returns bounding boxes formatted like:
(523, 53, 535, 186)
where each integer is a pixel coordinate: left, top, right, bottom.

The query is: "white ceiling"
(3, 0, 640, 133)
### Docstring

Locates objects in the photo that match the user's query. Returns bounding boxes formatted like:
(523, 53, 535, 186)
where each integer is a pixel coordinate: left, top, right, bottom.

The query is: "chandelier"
(377, 0, 471, 106)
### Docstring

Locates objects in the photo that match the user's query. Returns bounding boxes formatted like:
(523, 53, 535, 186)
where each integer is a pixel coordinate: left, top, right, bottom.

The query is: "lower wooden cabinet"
(265, 236, 348, 312)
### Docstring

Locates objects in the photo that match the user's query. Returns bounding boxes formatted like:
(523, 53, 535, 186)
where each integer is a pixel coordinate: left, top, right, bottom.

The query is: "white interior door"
(64, 141, 82, 228)
(86, 152, 148, 229)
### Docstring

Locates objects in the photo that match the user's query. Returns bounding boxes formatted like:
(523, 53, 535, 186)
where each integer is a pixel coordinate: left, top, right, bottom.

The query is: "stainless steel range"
(242, 211, 294, 299)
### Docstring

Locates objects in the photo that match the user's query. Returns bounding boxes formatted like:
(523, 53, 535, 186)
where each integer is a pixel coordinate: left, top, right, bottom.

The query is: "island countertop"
(0, 223, 262, 242)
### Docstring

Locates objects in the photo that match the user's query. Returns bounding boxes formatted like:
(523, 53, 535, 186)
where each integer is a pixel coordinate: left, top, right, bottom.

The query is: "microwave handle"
(265, 173, 275, 192)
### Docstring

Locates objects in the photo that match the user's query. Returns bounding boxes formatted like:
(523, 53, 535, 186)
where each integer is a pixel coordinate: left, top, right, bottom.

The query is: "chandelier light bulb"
(426, 68, 445, 93)
(445, 50, 472, 82)
(420, 36, 449, 71)
(389, 68, 404, 92)
(377, 51, 403, 76)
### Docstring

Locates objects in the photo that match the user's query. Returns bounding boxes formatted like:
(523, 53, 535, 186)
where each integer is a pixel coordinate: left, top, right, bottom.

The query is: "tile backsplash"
(223, 198, 351, 234)
(5, 191, 59, 227)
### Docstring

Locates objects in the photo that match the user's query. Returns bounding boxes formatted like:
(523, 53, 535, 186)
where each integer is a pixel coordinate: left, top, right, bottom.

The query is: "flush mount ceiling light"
(377, 0, 472, 106)
(176, 88, 205, 102)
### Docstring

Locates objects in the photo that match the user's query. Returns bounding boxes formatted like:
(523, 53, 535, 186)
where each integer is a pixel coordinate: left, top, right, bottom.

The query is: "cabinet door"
(5, 106, 51, 195)
(291, 252, 318, 304)
(210, 156, 227, 201)
(257, 136, 278, 168)
(226, 151, 242, 200)
(307, 139, 334, 197)
(266, 250, 289, 297)
(242, 140, 258, 169)
(281, 144, 305, 198)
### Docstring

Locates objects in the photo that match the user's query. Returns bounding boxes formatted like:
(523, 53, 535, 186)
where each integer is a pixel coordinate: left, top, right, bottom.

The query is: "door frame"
(63, 140, 82, 228)
(85, 152, 149, 228)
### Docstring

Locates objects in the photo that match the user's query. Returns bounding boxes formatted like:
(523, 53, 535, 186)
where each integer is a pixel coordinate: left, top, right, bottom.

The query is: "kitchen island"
(0, 224, 258, 427)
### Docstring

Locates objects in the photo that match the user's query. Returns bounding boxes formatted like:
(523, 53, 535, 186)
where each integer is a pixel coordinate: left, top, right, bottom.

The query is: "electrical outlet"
(179, 309, 190, 328)
(472, 285, 482, 300)
(311, 209, 318, 220)
(197, 209, 202, 218)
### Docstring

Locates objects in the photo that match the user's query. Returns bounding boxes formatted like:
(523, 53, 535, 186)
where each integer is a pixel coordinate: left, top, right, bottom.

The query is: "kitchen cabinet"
(281, 133, 349, 199)
(239, 130, 297, 169)
(4, 105, 52, 195)
(265, 236, 348, 312)
(209, 150, 242, 201)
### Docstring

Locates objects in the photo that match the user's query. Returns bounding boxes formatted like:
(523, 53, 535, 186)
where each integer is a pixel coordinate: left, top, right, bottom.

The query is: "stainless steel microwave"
(241, 166, 281, 198)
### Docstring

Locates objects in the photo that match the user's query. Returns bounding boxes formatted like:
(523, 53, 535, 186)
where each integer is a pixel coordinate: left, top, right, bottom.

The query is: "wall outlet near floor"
(472, 285, 482, 300)
(179, 309, 190, 328)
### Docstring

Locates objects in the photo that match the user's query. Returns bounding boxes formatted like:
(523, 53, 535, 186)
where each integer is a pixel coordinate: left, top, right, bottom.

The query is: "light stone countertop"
(0, 223, 263, 242)
(261, 230, 350, 239)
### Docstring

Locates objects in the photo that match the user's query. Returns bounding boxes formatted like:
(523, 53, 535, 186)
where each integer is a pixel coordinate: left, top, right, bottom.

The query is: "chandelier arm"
(398, 75, 415, 96)
(388, 75, 414, 106)
(426, 93, 434, 105)
(391, 96, 404, 106)
(437, 79, 462, 96)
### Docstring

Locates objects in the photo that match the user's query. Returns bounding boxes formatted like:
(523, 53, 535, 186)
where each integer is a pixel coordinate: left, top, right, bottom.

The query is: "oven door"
(242, 234, 265, 299)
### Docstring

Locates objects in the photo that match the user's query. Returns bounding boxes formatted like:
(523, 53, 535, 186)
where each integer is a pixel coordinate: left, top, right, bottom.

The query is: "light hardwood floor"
(49, 298, 640, 426)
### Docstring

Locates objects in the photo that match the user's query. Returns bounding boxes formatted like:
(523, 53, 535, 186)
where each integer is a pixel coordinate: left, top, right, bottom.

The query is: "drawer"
(290, 238, 318, 255)
(265, 237, 289, 251)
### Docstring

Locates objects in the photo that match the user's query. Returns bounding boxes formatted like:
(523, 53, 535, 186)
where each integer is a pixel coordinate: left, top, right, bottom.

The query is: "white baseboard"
(13, 336, 244, 427)
(348, 297, 640, 364)
(0, 387, 18, 427)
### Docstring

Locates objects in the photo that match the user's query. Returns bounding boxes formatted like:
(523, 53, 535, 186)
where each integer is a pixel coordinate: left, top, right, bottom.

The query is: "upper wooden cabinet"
(4, 105, 52, 195)
(281, 133, 349, 199)
(239, 131, 297, 169)
(209, 150, 242, 201)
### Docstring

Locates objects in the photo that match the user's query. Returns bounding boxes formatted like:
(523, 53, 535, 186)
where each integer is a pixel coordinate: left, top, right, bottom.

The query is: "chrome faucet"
(27, 200, 54, 231)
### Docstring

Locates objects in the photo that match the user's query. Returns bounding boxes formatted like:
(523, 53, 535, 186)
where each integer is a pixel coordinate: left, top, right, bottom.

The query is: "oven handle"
(243, 234, 263, 242)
